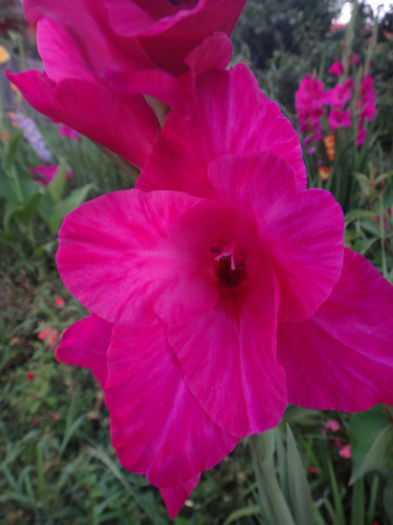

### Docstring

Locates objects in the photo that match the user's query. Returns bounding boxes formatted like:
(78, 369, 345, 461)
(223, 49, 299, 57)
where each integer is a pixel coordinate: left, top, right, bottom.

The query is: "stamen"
(211, 244, 246, 288)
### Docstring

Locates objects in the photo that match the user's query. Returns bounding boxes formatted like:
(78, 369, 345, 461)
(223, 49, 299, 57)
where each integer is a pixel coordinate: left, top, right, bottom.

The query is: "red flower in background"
(38, 328, 59, 346)
(55, 297, 65, 307)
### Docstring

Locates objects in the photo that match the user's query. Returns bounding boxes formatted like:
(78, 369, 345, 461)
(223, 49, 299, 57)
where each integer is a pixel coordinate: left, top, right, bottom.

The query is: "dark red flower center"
(211, 246, 246, 289)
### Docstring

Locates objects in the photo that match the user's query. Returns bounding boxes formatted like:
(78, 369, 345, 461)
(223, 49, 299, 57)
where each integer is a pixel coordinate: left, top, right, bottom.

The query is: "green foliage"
(349, 405, 393, 483)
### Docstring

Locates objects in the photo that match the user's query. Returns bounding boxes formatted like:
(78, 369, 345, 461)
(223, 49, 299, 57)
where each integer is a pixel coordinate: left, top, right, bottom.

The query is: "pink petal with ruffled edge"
(105, 0, 245, 46)
(207, 153, 344, 322)
(7, 70, 159, 170)
(56, 189, 231, 326)
(56, 315, 112, 388)
(278, 248, 393, 411)
(106, 319, 238, 487)
(160, 474, 200, 520)
(103, 0, 190, 37)
(168, 258, 287, 438)
(137, 63, 306, 196)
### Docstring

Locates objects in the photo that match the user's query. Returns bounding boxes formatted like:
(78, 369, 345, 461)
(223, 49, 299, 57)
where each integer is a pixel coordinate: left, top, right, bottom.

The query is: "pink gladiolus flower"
(328, 108, 352, 131)
(309, 465, 319, 475)
(55, 65, 393, 518)
(339, 444, 352, 459)
(58, 124, 78, 140)
(329, 61, 345, 77)
(7, 0, 246, 170)
(356, 124, 368, 146)
(323, 419, 340, 432)
(355, 77, 376, 145)
(51, 119, 79, 141)
(328, 77, 354, 108)
(295, 74, 327, 144)
(307, 147, 317, 155)
(29, 165, 72, 186)
(349, 53, 360, 66)
(360, 75, 376, 104)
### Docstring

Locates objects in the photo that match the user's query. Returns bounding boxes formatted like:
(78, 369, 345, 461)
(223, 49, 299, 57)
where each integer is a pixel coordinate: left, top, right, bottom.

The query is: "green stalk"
(342, 0, 359, 74)
(249, 433, 296, 525)
(0, 73, 5, 133)
(379, 196, 388, 278)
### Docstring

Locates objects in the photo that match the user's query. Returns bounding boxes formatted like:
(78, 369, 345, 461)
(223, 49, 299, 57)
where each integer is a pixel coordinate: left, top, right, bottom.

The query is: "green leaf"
(0, 171, 18, 202)
(250, 433, 296, 525)
(359, 219, 379, 236)
(350, 478, 365, 525)
(349, 405, 393, 483)
(383, 475, 393, 524)
(345, 209, 376, 224)
(46, 160, 67, 202)
(3, 131, 22, 166)
(223, 505, 261, 525)
(3, 192, 41, 231)
(84, 445, 166, 525)
(283, 406, 322, 426)
(47, 184, 92, 233)
(286, 425, 314, 525)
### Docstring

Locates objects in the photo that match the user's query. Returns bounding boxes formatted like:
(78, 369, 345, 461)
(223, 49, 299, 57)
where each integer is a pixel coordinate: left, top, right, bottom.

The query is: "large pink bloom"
(55, 64, 393, 518)
(8, 0, 245, 169)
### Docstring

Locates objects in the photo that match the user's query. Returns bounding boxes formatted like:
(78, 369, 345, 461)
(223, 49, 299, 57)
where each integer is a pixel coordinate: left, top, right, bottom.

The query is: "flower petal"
(105, 0, 245, 42)
(36, 18, 94, 82)
(7, 70, 158, 170)
(168, 262, 287, 437)
(106, 319, 238, 487)
(56, 314, 112, 388)
(160, 474, 200, 520)
(113, 32, 233, 110)
(138, 63, 306, 196)
(56, 190, 222, 325)
(207, 153, 344, 322)
(278, 248, 393, 411)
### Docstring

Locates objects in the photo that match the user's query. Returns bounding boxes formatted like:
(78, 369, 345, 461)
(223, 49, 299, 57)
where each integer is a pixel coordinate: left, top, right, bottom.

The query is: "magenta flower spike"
(54, 63, 393, 518)
(7, 0, 246, 170)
